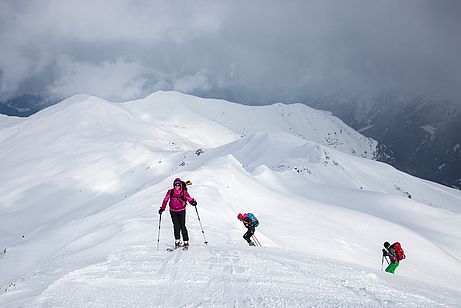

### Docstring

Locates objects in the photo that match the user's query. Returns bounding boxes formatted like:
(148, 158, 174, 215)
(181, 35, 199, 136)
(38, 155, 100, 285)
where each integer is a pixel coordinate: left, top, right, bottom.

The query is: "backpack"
(169, 180, 189, 202)
(247, 213, 259, 227)
(393, 242, 406, 261)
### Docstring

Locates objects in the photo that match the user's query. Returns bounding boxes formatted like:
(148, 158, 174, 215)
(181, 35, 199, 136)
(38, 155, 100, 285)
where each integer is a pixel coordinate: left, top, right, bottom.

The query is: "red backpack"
(393, 242, 406, 261)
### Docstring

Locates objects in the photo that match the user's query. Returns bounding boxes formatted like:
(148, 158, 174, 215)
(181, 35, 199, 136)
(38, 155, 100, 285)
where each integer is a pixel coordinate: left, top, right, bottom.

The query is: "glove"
(190, 199, 197, 206)
(382, 249, 388, 256)
(158, 208, 163, 215)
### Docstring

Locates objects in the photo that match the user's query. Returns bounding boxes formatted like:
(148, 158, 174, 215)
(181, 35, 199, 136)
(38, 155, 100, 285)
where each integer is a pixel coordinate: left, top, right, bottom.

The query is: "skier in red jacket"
(382, 241, 406, 273)
(237, 213, 259, 246)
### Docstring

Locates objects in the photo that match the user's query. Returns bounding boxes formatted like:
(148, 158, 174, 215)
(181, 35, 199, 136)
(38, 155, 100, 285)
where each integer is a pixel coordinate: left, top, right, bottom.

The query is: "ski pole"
(156, 212, 162, 251)
(381, 255, 384, 271)
(253, 234, 262, 247)
(193, 205, 208, 245)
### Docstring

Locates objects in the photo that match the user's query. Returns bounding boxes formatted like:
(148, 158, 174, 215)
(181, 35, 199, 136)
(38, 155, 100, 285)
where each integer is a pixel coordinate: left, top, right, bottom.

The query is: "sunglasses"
(174, 183, 181, 186)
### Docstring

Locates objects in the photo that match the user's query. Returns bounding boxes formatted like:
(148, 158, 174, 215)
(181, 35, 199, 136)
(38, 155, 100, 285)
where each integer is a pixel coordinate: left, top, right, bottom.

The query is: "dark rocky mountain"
(305, 93, 461, 189)
(0, 94, 58, 117)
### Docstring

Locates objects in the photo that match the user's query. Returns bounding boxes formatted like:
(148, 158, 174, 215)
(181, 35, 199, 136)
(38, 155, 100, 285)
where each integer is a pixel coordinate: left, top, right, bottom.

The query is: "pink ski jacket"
(161, 178, 194, 212)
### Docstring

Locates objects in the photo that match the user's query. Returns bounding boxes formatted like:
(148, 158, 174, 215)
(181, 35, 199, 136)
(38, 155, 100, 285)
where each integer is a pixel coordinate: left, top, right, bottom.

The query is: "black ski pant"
(243, 226, 255, 243)
(170, 210, 189, 242)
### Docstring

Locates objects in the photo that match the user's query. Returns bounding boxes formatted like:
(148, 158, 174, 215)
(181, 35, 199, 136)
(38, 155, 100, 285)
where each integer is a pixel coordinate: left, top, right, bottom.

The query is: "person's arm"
(184, 190, 196, 205)
(160, 189, 171, 212)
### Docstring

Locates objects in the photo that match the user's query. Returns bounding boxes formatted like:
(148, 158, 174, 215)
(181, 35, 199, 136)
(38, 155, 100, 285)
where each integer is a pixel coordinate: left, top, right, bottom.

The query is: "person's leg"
(243, 230, 251, 243)
(249, 227, 255, 244)
(243, 227, 255, 243)
(385, 262, 399, 273)
(170, 211, 181, 241)
(178, 210, 189, 242)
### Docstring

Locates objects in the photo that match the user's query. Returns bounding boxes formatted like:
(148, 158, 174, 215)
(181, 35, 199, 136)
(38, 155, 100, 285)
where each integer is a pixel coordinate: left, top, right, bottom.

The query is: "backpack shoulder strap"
(170, 186, 186, 201)
(180, 181, 187, 199)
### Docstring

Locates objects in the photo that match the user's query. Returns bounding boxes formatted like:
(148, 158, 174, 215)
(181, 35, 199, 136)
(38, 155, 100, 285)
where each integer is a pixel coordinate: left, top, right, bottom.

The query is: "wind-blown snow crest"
(0, 91, 460, 307)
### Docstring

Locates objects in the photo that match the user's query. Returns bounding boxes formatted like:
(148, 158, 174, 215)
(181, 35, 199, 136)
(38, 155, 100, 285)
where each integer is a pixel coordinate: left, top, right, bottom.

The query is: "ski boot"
(249, 241, 256, 246)
(175, 240, 182, 249)
(183, 241, 189, 251)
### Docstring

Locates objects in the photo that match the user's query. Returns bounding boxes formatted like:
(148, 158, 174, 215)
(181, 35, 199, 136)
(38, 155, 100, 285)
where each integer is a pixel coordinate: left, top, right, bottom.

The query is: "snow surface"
(0, 114, 24, 131)
(0, 91, 460, 307)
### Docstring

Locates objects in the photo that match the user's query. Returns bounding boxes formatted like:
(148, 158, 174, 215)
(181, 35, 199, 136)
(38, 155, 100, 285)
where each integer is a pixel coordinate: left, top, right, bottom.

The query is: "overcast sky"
(1, 0, 460, 104)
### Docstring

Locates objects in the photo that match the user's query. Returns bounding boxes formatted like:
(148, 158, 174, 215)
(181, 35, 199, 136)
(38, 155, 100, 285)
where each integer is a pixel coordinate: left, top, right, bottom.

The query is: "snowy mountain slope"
(0, 114, 23, 133)
(26, 245, 461, 307)
(0, 91, 377, 236)
(0, 92, 460, 307)
(180, 137, 461, 287)
(122, 91, 377, 158)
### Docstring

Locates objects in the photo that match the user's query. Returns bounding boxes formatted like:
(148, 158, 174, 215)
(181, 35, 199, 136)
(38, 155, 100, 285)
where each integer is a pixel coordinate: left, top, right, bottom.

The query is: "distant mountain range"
(304, 93, 461, 189)
(1, 92, 460, 189)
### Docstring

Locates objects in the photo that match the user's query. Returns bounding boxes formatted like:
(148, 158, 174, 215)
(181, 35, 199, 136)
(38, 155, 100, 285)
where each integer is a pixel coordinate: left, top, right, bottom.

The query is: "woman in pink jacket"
(159, 178, 197, 249)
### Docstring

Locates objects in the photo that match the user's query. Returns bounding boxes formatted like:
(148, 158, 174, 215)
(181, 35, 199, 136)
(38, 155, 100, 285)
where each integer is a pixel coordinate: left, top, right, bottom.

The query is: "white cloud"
(1, 0, 461, 103)
(0, 0, 227, 99)
(50, 57, 149, 101)
(5, 0, 226, 43)
(173, 71, 211, 93)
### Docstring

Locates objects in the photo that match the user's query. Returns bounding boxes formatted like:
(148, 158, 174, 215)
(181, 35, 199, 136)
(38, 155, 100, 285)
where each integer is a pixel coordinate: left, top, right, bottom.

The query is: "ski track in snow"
(25, 244, 460, 308)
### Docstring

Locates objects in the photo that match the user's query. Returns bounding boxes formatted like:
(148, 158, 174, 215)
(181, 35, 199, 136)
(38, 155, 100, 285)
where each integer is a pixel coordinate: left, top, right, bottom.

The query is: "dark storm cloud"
(0, 0, 460, 103)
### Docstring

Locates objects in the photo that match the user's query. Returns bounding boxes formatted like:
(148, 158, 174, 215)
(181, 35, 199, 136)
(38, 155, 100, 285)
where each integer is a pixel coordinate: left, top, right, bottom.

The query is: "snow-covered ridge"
(125, 91, 377, 158)
(0, 91, 460, 306)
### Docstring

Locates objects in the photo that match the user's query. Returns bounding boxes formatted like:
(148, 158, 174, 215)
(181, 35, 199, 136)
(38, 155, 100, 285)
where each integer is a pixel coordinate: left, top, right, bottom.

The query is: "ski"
(166, 245, 188, 251)
(166, 243, 183, 251)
